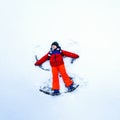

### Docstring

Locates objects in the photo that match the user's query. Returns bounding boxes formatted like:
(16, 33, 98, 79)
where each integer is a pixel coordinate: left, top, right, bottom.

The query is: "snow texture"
(0, 0, 120, 120)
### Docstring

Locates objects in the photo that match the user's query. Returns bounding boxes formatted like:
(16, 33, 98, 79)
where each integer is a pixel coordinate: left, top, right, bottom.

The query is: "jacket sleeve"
(34, 53, 49, 66)
(62, 50, 79, 58)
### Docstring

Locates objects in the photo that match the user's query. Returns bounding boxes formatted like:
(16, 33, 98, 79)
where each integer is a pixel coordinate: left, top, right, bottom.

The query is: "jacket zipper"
(54, 54, 57, 66)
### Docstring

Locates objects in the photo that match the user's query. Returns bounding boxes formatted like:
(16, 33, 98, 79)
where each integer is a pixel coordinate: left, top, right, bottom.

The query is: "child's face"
(51, 45, 57, 50)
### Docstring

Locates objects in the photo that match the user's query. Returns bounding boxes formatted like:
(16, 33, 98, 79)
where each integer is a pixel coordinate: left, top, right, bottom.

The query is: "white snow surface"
(0, 0, 120, 120)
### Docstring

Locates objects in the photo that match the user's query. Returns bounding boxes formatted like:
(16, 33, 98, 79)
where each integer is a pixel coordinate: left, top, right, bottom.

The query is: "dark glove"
(71, 58, 76, 64)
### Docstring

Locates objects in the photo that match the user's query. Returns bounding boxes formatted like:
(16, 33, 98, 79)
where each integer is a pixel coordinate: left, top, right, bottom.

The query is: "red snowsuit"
(35, 49, 79, 90)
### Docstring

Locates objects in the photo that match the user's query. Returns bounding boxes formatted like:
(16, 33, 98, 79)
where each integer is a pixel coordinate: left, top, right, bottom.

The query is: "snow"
(0, 0, 120, 120)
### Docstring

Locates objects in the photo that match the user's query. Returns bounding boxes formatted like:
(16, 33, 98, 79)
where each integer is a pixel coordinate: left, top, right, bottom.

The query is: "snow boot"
(52, 90, 60, 96)
(67, 83, 76, 92)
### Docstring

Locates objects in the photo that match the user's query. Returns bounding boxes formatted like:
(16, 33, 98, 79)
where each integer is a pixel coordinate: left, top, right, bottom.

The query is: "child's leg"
(58, 64, 73, 87)
(51, 66, 60, 90)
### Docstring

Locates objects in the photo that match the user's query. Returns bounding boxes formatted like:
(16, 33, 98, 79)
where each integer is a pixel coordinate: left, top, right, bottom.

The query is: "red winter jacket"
(35, 50, 79, 67)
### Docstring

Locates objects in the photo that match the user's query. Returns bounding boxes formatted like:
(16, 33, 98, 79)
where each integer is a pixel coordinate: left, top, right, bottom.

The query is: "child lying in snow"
(35, 41, 79, 95)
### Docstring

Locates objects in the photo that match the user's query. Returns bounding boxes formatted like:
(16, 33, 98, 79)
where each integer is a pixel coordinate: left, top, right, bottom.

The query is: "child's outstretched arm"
(34, 52, 49, 66)
(62, 50, 79, 58)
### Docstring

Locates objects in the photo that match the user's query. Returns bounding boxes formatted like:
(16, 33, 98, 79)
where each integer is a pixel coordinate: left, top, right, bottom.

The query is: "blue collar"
(51, 49, 61, 54)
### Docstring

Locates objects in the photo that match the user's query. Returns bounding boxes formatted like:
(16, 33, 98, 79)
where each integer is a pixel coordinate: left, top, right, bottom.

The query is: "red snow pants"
(51, 64, 73, 90)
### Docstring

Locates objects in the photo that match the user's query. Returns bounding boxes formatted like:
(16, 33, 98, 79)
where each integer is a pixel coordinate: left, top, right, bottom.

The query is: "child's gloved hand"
(71, 58, 76, 64)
